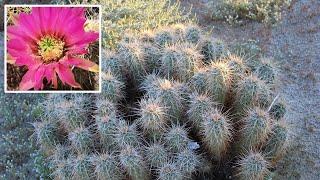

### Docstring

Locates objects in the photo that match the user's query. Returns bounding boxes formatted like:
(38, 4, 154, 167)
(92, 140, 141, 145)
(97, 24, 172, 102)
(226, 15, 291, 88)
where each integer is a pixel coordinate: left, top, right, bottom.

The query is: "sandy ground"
(180, 0, 320, 179)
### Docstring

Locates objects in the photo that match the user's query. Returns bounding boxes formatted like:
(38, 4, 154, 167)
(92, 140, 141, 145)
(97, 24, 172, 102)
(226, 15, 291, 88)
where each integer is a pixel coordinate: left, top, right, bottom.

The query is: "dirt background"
(179, 0, 320, 179)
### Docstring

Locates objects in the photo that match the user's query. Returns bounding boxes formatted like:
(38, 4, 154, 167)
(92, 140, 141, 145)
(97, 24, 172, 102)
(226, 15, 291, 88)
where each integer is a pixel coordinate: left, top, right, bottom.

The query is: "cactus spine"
(264, 122, 289, 162)
(68, 126, 93, 154)
(175, 149, 200, 177)
(200, 109, 233, 160)
(119, 146, 150, 180)
(92, 153, 124, 180)
(158, 163, 183, 180)
(143, 77, 186, 121)
(237, 151, 269, 180)
(234, 75, 271, 115)
(187, 92, 217, 130)
(144, 143, 169, 168)
(164, 125, 190, 153)
(137, 97, 168, 140)
(238, 107, 271, 151)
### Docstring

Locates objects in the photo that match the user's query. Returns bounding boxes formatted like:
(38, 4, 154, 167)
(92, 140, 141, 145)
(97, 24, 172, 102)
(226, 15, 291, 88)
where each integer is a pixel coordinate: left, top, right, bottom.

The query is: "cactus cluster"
(34, 24, 290, 179)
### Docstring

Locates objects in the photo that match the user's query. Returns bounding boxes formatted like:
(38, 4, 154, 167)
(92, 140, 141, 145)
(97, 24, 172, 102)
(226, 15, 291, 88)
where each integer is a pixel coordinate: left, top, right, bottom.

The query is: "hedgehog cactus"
(141, 43, 162, 72)
(40, 94, 91, 130)
(143, 77, 186, 121)
(139, 29, 156, 43)
(264, 122, 289, 162)
(175, 149, 201, 177)
(154, 29, 174, 47)
(73, 155, 94, 180)
(234, 75, 271, 115)
(190, 61, 232, 105)
(205, 61, 232, 104)
(53, 159, 73, 180)
(159, 43, 203, 82)
(237, 151, 270, 180)
(201, 109, 233, 160)
(137, 97, 168, 140)
(101, 71, 125, 102)
(119, 146, 150, 180)
(164, 125, 190, 153)
(35, 24, 290, 179)
(114, 121, 141, 149)
(189, 68, 208, 92)
(102, 51, 123, 79)
(96, 115, 119, 152)
(184, 25, 202, 44)
(39, 94, 66, 121)
(187, 92, 217, 130)
(237, 107, 271, 152)
(269, 100, 287, 120)
(59, 94, 91, 131)
(92, 153, 124, 180)
(117, 41, 146, 82)
(254, 58, 276, 84)
(50, 144, 72, 162)
(144, 143, 169, 168)
(33, 121, 60, 152)
(69, 126, 93, 154)
(95, 97, 118, 117)
(225, 54, 246, 86)
(158, 163, 183, 180)
(201, 39, 228, 63)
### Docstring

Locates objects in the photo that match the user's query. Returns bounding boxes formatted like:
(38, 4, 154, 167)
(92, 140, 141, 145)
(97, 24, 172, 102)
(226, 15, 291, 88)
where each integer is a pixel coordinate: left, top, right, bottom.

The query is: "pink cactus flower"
(7, 7, 99, 90)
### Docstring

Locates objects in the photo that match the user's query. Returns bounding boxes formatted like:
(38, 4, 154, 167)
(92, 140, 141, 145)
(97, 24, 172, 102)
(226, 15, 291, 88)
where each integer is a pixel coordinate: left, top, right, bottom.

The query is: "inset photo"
(4, 5, 101, 93)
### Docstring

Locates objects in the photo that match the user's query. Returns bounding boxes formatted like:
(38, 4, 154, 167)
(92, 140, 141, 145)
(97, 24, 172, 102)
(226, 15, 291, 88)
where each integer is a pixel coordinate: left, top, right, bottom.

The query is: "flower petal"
(61, 57, 99, 73)
(53, 7, 84, 38)
(71, 7, 85, 19)
(33, 65, 46, 90)
(52, 72, 58, 89)
(43, 63, 55, 83)
(67, 45, 88, 55)
(19, 68, 37, 90)
(16, 12, 41, 40)
(7, 35, 40, 67)
(56, 64, 81, 89)
(7, 38, 27, 51)
(43, 63, 59, 89)
(68, 31, 99, 47)
(7, 26, 35, 43)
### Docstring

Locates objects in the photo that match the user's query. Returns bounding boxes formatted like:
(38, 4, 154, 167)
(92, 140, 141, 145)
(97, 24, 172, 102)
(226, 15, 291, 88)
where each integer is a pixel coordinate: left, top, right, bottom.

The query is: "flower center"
(37, 36, 65, 63)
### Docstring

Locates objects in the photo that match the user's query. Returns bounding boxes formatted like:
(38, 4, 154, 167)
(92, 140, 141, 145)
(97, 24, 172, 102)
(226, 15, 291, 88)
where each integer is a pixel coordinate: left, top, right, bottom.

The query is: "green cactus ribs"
(33, 24, 290, 179)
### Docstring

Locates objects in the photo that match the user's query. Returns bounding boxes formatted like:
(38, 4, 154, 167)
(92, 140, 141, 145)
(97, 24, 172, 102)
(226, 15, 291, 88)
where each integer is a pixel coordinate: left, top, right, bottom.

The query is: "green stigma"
(38, 36, 65, 63)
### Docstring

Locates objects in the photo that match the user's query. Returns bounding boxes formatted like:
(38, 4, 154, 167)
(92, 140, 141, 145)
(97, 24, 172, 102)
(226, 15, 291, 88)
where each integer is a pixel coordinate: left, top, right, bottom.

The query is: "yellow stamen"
(37, 35, 65, 63)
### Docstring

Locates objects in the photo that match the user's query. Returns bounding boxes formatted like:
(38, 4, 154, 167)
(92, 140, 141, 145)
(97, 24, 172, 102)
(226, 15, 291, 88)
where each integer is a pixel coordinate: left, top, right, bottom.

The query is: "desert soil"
(180, 0, 320, 179)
